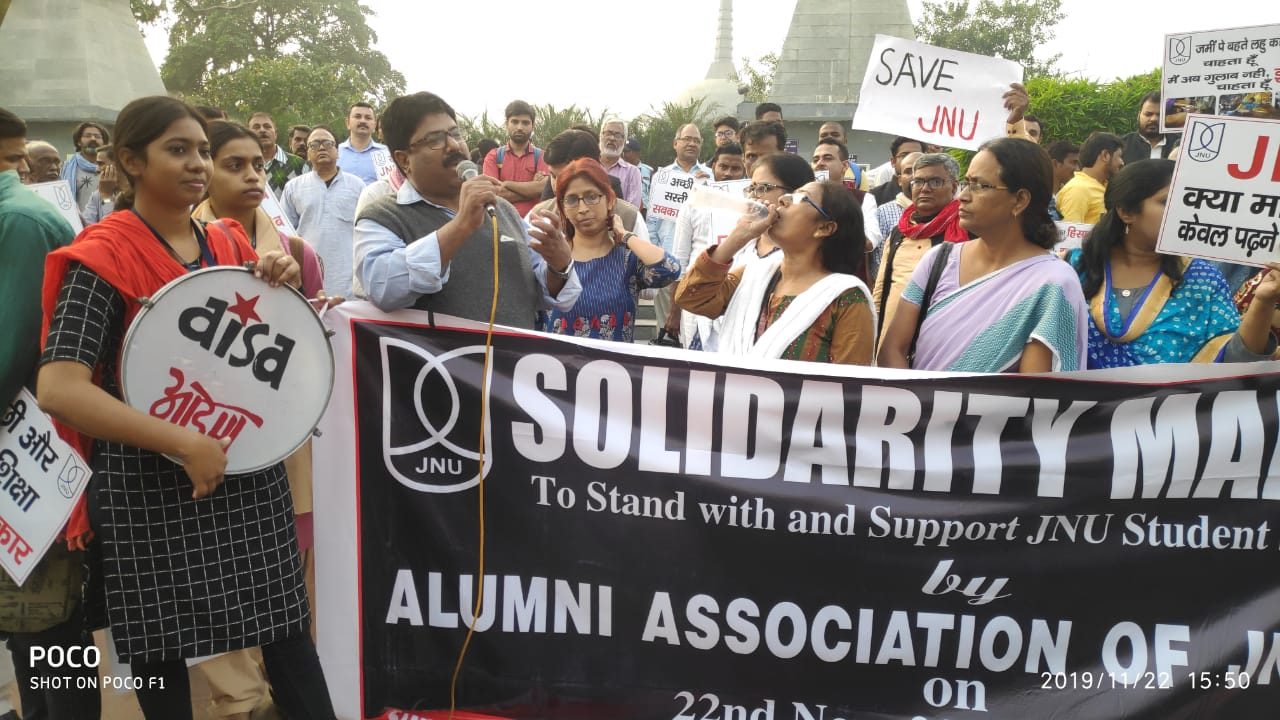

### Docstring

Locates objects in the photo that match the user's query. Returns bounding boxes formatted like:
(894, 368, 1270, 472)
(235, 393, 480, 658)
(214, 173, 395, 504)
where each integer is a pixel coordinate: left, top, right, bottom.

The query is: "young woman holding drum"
(37, 96, 335, 720)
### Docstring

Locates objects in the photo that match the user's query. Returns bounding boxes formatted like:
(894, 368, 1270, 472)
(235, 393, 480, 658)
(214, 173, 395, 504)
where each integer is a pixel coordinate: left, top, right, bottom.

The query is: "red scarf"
(897, 198, 969, 243)
(41, 211, 257, 549)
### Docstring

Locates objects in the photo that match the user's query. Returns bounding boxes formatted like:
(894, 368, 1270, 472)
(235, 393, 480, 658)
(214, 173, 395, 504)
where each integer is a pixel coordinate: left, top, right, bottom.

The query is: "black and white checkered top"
(41, 262, 310, 664)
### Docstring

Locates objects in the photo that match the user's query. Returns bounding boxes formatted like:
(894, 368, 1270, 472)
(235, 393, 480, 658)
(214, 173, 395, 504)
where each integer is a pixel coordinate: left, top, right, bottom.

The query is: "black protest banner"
(331, 312, 1280, 720)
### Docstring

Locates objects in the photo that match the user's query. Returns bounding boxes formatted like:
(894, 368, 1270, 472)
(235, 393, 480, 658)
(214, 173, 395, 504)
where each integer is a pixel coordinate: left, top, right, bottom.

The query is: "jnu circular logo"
(379, 339, 493, 494)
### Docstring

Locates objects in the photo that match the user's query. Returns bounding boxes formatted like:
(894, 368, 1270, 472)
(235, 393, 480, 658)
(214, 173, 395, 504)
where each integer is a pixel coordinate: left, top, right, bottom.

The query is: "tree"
(1026, 69, 1160, 143)
(131, 0, 164, 24)
(135, 0, 404, 129)
(915, 0, 1065, 78)
(630, 97, 720, 168)
(460, 104, 609, 155)
(944, 68, 1161, 176)
(728, 53, 779, 103)
(195, 56, 386, 136)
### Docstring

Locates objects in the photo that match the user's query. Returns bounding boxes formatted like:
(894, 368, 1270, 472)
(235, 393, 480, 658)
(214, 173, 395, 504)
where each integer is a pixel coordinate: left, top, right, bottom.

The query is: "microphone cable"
(449, 213, 500, 718)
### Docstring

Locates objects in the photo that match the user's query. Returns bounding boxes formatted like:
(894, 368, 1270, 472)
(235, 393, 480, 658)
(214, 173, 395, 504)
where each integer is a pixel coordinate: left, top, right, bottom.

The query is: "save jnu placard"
(315, 303, 1280, 720)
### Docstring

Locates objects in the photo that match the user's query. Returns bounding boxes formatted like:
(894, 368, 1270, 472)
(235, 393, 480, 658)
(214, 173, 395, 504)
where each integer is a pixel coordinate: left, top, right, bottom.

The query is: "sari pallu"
(903, 243, 1087, 372)
(1066, 250, 1240, 368)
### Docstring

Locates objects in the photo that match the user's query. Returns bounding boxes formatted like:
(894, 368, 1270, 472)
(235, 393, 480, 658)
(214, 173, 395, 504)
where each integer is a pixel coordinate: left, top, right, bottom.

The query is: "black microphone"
(455, 160, 496, 217)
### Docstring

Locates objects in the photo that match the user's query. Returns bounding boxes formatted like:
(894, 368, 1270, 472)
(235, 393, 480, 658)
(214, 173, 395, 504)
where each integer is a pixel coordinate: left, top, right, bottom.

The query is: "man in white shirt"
(280, 126, 366, 297)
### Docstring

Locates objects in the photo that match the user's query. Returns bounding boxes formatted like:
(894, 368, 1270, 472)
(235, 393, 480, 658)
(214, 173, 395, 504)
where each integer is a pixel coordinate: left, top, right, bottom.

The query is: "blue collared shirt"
(353, 181, 582, 313)
(338, 139, 390, 185)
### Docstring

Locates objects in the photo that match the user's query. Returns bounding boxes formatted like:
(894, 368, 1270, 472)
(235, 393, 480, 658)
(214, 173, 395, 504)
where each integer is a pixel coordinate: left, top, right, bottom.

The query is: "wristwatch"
(550, 258, 574, 280)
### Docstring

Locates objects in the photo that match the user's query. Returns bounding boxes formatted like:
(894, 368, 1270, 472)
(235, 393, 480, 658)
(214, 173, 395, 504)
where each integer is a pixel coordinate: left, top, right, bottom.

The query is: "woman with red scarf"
(871, 152, 970, 351)
(37, 96, 334, 719)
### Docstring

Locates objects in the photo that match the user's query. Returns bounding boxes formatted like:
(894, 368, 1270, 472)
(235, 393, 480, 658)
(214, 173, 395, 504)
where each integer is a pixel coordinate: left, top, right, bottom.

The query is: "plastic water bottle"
(684, 185, 769, 219)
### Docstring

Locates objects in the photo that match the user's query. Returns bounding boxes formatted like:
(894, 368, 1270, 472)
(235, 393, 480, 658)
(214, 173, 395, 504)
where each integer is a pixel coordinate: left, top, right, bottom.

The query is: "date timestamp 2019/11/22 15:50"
(1040, 671, 1252, 690)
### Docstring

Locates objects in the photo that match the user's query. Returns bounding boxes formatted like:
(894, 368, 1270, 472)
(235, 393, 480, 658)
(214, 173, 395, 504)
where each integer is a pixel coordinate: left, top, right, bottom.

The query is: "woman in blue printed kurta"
(1066, 159, 1280, 367)
(544, 158, 680, 342)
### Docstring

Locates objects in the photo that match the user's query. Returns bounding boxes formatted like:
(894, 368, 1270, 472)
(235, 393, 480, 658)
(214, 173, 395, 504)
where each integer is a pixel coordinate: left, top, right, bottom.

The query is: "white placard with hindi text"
(0, 390, 92, 585)
(853, 35, 1023, 151)
(1055, 222, 1093, 252)
(261, 184, 299, 237)
(373, 149, 395, 181)
(648, 168, 707, 221)
(28, 181, 84, 235)
(1162, 24, 1280, 133)
(1158, 114, 1280, 267)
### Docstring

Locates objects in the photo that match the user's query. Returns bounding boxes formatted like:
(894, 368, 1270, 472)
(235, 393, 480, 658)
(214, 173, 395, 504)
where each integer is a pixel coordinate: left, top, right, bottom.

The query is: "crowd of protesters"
(2, 77, 1279, 719)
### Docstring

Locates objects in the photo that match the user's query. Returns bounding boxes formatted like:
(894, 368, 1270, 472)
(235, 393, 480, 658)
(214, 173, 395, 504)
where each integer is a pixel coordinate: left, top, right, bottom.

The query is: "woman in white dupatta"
(674, 179, 876, 364)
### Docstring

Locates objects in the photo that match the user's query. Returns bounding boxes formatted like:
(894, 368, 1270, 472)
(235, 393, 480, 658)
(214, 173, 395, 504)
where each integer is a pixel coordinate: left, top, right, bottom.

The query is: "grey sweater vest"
(358, 195, 539, 328)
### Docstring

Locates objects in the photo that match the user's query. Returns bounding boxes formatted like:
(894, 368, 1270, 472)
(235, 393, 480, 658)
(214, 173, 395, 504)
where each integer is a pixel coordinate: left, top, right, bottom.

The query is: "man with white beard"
(598, 117, 642, 209)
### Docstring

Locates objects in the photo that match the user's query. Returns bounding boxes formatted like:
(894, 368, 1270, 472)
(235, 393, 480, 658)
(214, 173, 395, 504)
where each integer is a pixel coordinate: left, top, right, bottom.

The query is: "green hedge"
(1027, 69, 1161, 145)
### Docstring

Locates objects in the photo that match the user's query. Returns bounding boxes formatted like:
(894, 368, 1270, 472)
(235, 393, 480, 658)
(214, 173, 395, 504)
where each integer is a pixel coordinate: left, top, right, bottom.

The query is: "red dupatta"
(40, 210, 257, 549)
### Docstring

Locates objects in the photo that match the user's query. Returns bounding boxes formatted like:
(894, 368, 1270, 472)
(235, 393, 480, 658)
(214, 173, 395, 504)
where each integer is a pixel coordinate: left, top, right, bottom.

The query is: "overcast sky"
(143, 1, 1270, 119)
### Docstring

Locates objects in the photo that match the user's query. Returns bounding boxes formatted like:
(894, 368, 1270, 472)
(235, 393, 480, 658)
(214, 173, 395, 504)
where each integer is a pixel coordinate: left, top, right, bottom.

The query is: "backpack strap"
(907, 241, 955, 365)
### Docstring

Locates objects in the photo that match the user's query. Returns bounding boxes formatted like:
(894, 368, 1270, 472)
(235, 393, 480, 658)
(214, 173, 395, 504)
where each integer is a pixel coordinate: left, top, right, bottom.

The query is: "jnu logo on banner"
(379, 337, 492, 494)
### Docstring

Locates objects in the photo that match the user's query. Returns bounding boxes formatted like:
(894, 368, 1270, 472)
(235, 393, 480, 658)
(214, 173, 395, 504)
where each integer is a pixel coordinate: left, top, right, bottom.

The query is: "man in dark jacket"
(1120, 91, 1179, 164)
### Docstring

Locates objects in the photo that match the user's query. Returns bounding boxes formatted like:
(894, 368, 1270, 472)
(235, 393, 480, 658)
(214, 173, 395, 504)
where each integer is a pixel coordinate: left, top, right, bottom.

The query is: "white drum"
(120, 266, 334, 473)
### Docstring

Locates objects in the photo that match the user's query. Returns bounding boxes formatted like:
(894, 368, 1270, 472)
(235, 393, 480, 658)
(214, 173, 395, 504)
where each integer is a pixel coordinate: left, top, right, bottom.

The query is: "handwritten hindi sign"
(1162, 23, 1280, 133)
(853, 35, 1023, 152)
(648, 168, 706, 220)
(0, 390, 91, 585)
(1055, 221, 1093, 252)
(261, 184, 299, 237)
(28, 181, 84, 234)
(1158, 114, 1280, 266)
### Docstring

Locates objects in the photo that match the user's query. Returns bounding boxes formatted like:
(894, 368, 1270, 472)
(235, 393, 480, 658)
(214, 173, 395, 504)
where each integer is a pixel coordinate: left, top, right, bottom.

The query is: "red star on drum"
(227, 292, 262, 325)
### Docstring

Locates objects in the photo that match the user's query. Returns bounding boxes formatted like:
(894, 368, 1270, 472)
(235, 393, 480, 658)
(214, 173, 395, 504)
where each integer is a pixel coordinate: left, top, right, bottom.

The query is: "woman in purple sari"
(878, 138, 1088, 372)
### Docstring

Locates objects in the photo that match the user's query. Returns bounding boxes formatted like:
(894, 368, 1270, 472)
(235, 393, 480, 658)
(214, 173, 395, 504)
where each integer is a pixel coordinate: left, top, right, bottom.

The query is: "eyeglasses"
(408, 127, 464, 152)
(714, 129, 737, 138)
(958, 178, 1010, 194)
(780, 191, 831, 220)
(601, 130, 625, 139)
(307, 139, 337, 150)
(746, 182, 791, 197)
(910, 176, 951, 190)
(563, 192, 604, 208)
(677, 136, 703, 145)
